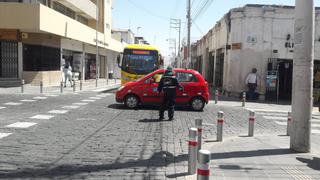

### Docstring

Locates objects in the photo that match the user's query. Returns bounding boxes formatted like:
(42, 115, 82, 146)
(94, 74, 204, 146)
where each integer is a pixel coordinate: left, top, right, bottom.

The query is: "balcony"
(54, 0, 96, 20)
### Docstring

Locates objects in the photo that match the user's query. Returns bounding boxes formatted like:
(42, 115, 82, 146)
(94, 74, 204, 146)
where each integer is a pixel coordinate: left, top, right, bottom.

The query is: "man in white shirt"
(245, 68, 258, 99)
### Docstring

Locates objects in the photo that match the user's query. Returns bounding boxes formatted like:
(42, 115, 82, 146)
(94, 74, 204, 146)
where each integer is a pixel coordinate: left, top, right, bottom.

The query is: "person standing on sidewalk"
(245, 68, 258, 100)
(63, 62, 73, 87)
(157, 66, 183, 121)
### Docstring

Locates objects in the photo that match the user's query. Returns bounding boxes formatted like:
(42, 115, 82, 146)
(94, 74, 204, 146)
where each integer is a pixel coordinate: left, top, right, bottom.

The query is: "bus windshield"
(121, 50, 158, 75)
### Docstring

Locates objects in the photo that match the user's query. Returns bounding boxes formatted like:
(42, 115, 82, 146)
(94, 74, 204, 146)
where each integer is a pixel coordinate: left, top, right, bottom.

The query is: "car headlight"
(118, 86, 125, 91)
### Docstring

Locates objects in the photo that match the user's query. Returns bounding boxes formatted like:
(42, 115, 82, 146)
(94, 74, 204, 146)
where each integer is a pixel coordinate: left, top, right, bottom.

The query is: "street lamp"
(136, 27, 142, 36)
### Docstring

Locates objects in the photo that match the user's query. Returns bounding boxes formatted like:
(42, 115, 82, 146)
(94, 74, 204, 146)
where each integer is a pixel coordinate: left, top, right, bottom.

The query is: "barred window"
(52, 1, 75, 19)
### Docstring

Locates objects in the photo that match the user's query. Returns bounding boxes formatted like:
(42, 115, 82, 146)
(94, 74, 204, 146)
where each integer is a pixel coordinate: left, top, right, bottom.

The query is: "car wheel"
(190, 97, 205, 111)
(124, 95, 139, 109)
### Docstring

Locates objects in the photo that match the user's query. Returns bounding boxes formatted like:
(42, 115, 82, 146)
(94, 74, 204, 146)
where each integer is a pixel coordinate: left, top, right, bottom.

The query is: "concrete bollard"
(21, 79, 25, 93)
(73, 80, 76, 92)
(287, 112, 292, 136)
(96, 78, 98, 87)
(248, 110, 255, 137)
(242, 92, 246, 107)
(40, 81, 43, 93)
(215, 90, 219, 104)
(195, 119, 203, 150)
(217, 111, 224, 142)
(197, 149, 211, 180)
(188, 128, 198, 175)
(60, 81, 63, 93)
(107, 79, 109, 85)
(80, 80, 83, 91)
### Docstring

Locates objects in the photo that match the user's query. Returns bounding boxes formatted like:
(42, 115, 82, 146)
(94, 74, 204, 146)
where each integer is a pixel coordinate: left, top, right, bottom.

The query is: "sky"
(112, 0, 320, 58)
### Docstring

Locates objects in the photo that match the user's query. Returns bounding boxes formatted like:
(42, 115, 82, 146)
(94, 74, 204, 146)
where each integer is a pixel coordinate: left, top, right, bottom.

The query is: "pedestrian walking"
(157, 66, 183, 121)
(63, 62, 73, 87)
(245, 68, 258, 100)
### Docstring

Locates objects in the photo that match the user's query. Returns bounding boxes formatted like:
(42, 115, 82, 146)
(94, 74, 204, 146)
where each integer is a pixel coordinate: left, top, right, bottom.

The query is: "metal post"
(195, 119, 203, 151)
(114, 78, 116, 84)
(248, 110, 255, 137)
(60, 81, 63, 93)
(217, 111, 224, 141)
(188, 127, 197, 175)
(40, 81, 43, 93)
(287, 112, 292, 136)
(96, 77, 98, 88)
(290, 0, 314, 153)
(73, 80, 76, 92)
(80, 80, 83, 91)
(21, 79, 24, 93)
(215, 90, 219, 104)
(197, 149, 211, 180)
(242, 92, 246, 107)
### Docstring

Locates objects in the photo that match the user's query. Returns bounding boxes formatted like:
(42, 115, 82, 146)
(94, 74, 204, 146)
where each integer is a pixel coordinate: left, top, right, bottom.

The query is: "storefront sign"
(0, 29, 19, 41)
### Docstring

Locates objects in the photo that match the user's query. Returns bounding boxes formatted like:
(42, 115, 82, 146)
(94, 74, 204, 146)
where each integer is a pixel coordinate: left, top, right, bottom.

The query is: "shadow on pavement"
(296, 157, 320, 171)
(211, 148, 295, 160)
(139, 118, 163, 123)
(0, 151, 188, 179)
(108, 104, 193, 112)
(219, 165, 261, 171)
(166, 172, 189, 178)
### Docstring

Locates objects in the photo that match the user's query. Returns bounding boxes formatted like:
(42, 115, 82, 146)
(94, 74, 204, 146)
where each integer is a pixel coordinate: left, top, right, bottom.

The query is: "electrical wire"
(127, 0, 170, 21)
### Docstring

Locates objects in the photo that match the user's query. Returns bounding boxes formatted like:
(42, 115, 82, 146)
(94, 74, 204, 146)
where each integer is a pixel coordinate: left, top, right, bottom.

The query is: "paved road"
(0, 90, 319, 179)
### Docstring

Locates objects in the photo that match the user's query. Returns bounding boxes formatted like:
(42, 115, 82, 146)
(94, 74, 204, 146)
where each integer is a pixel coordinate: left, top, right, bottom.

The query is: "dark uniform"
(158, 70, 183, 120)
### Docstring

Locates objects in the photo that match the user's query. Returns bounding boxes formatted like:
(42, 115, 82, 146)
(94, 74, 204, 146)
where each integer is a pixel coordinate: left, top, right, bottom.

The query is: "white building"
(194, 4, 320, 101)
(0, 0, 123, 86)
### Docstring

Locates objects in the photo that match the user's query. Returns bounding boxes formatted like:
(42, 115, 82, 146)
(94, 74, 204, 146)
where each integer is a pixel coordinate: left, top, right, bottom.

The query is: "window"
(23, 44, 60, 71)
(77, 15, 88, 25)
(176, 72, 198, 82)
(53, 2, 75, 19)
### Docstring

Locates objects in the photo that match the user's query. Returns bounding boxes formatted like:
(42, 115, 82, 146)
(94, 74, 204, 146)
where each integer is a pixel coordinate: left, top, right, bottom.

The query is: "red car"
(116, 68, 209, 111)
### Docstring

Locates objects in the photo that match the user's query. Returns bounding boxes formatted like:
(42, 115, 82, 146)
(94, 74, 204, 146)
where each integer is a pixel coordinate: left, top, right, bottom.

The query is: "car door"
(176, 72, 200, 104)
(142, 73, 163, 104)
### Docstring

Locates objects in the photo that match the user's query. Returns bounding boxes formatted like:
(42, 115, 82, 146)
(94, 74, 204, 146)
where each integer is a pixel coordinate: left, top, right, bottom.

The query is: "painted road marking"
(246, 108, 288, 113)
(89, 97, 101, 100)
(62, 105, 80, 109)
(45, 94, 58, 97)
(33, 96, 48, 100)
(72, 103, 88, 106)
(6, 122, 37, 128)
(312, 129, 320, 134)
(48, 110, 68, 114)
(0, 107, 6, 110)
(0, 133, 12, 139)
(274, 121, 287, 126)
(256, 112, 287, 116)
(81, 99, 96, 102)
(4, 102, 22, 106)
(30, 114, 54, 120)
(20, 99, 37, 102)
(263, 116, 287, 120)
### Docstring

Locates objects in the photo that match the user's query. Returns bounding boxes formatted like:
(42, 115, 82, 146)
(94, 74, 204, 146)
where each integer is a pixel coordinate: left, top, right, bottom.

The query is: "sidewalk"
(196, 135, 320, 179)
(0, 78, 121, 94)
(187, 99, 320, 179)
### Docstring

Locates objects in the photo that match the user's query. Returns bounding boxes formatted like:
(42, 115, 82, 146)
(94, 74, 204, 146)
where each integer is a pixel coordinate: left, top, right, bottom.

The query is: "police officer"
(158, 66, 183, 120)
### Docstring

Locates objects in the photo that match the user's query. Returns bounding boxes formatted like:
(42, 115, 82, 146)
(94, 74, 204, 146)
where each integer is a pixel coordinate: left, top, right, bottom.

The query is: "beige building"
(0, 0, 123, 86)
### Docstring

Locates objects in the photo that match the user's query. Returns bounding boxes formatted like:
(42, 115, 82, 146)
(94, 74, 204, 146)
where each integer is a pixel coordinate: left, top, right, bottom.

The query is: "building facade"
(0, 0, 123, 86)
(193, 4, 320, 101)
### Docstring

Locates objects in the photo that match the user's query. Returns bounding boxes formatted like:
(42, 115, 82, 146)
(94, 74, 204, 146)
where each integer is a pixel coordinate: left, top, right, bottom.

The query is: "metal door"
(0, 41, 18, 78)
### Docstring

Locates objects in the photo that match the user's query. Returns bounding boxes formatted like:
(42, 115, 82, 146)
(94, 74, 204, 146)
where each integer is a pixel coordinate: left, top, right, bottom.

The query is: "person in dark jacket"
(158, 66, 183, 120)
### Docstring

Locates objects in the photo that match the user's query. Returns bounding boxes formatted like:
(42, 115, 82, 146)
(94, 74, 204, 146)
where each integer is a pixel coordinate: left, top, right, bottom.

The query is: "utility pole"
(290, 0, 314, 153)
(187, 0, 191, 68)
(170, 18, 181, 56)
